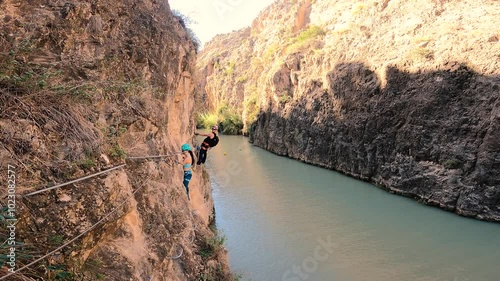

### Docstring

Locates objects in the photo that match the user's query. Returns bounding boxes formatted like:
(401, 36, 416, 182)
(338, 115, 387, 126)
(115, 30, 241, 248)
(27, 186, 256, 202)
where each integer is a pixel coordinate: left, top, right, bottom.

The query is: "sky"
(169, 0, 275, 47)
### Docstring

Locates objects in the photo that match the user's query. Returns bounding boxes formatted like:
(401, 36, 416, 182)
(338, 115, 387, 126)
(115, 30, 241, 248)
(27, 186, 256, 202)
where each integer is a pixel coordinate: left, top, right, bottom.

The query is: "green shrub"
(0, 52, 65, 96)
(223, 61, 235, 76)
(218, 104, 243, 135)
(47, 264, 74, 280)
(109, 145, 126, 159)
(286, 25, 326, 54)
(279, 95, 292, 104)
(236, 75, 248, 83)
(196, 112, 218, 129)
(201, 231, 226, 259)
(106, 125, 128, 138)
(219, 114, 243, 135)
(444, 158, 461, 169)
(296, 25, 326, 43)
(49, 235, 64, 246)
(243, 92, 260, 133)
(197, 104, 244, 134)
(85, 258, 103, 267)
(263, 42, 280, 62)
(77, 158, 95, 170)
(250, 56, 263, 70)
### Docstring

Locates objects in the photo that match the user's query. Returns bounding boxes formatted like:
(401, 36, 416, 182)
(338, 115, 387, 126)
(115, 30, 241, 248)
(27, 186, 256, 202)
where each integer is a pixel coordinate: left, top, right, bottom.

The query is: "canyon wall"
(0, 0, 232, 279)
(197, 0, 500, 221)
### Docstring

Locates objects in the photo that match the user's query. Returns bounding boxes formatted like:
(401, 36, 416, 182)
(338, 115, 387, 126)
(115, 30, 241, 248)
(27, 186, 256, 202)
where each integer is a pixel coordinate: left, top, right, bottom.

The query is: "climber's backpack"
(210, 133, 219, 147)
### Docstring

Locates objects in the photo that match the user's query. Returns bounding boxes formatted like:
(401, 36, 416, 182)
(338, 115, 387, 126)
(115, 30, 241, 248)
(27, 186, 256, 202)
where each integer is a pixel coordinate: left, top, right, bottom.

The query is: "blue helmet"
(181, 143, 191, 152)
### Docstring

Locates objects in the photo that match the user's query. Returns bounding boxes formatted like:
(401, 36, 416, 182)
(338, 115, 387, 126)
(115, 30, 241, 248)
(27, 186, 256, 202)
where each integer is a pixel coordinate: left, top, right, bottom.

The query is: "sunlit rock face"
(0, 0, 232, 279)
(197, 0, 500, 221)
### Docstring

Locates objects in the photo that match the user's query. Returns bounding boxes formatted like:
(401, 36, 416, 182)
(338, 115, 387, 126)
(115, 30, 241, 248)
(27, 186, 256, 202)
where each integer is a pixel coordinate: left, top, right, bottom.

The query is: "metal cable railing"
(22, 164, 126, 197)
(2, 150, 199, 279)
(0, 176, 150, 280)
(21, 152, 181, 197)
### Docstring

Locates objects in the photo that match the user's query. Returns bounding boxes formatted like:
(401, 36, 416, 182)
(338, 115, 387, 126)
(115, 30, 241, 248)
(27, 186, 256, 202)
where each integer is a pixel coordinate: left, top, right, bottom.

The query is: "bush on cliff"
(196, 112, 218, 129)
(172, 9, 201, 51)
(196, 106, 243, 134)
(218, 104, 243, 135)
(286, 25, 326, 54)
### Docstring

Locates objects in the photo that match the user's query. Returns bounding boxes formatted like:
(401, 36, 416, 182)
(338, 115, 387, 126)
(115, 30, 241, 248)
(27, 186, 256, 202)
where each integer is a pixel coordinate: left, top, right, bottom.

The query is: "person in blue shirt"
(181, 143, 195, 201)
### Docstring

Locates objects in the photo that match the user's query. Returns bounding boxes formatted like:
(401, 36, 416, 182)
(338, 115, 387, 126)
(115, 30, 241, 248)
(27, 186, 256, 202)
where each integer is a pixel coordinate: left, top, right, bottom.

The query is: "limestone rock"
(0, 0, 232, 280)
(197, 0, 500, 221)
(57, 193, 72, 203)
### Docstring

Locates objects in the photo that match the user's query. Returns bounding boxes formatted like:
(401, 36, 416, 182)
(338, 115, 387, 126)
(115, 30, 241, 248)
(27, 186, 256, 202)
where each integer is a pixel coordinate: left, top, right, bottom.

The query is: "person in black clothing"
(195, 125, 219, 165)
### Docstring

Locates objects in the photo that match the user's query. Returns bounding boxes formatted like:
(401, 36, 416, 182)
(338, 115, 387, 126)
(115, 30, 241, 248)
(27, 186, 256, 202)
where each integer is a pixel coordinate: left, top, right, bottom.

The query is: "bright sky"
(169, 0, 275, 47)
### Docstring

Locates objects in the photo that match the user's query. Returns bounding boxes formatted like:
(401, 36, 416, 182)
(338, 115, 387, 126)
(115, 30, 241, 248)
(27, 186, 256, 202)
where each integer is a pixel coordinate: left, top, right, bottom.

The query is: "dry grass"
(0, 89, 101, 159)
(406, 47, 434, 63)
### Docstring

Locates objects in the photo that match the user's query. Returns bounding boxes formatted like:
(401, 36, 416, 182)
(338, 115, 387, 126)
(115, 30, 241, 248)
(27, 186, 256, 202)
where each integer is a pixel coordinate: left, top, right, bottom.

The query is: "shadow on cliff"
(252, 61, 500, 221)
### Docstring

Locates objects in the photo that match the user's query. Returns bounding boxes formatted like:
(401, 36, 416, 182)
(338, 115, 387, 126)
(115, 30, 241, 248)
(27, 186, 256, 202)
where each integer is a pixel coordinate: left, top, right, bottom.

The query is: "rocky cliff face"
(0, 0, 232, 280)
(197, 0, 500, 221)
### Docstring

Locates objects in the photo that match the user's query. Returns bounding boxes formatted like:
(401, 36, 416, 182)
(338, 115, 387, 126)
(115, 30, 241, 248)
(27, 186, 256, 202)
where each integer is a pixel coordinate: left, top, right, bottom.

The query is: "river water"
(204, 135, 500, 281)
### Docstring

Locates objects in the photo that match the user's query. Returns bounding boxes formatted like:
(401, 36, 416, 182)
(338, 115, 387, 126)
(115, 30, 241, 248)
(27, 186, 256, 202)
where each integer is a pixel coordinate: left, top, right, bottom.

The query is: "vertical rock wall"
(0, 0, 232, 279)
(197, 0, 500, 221)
